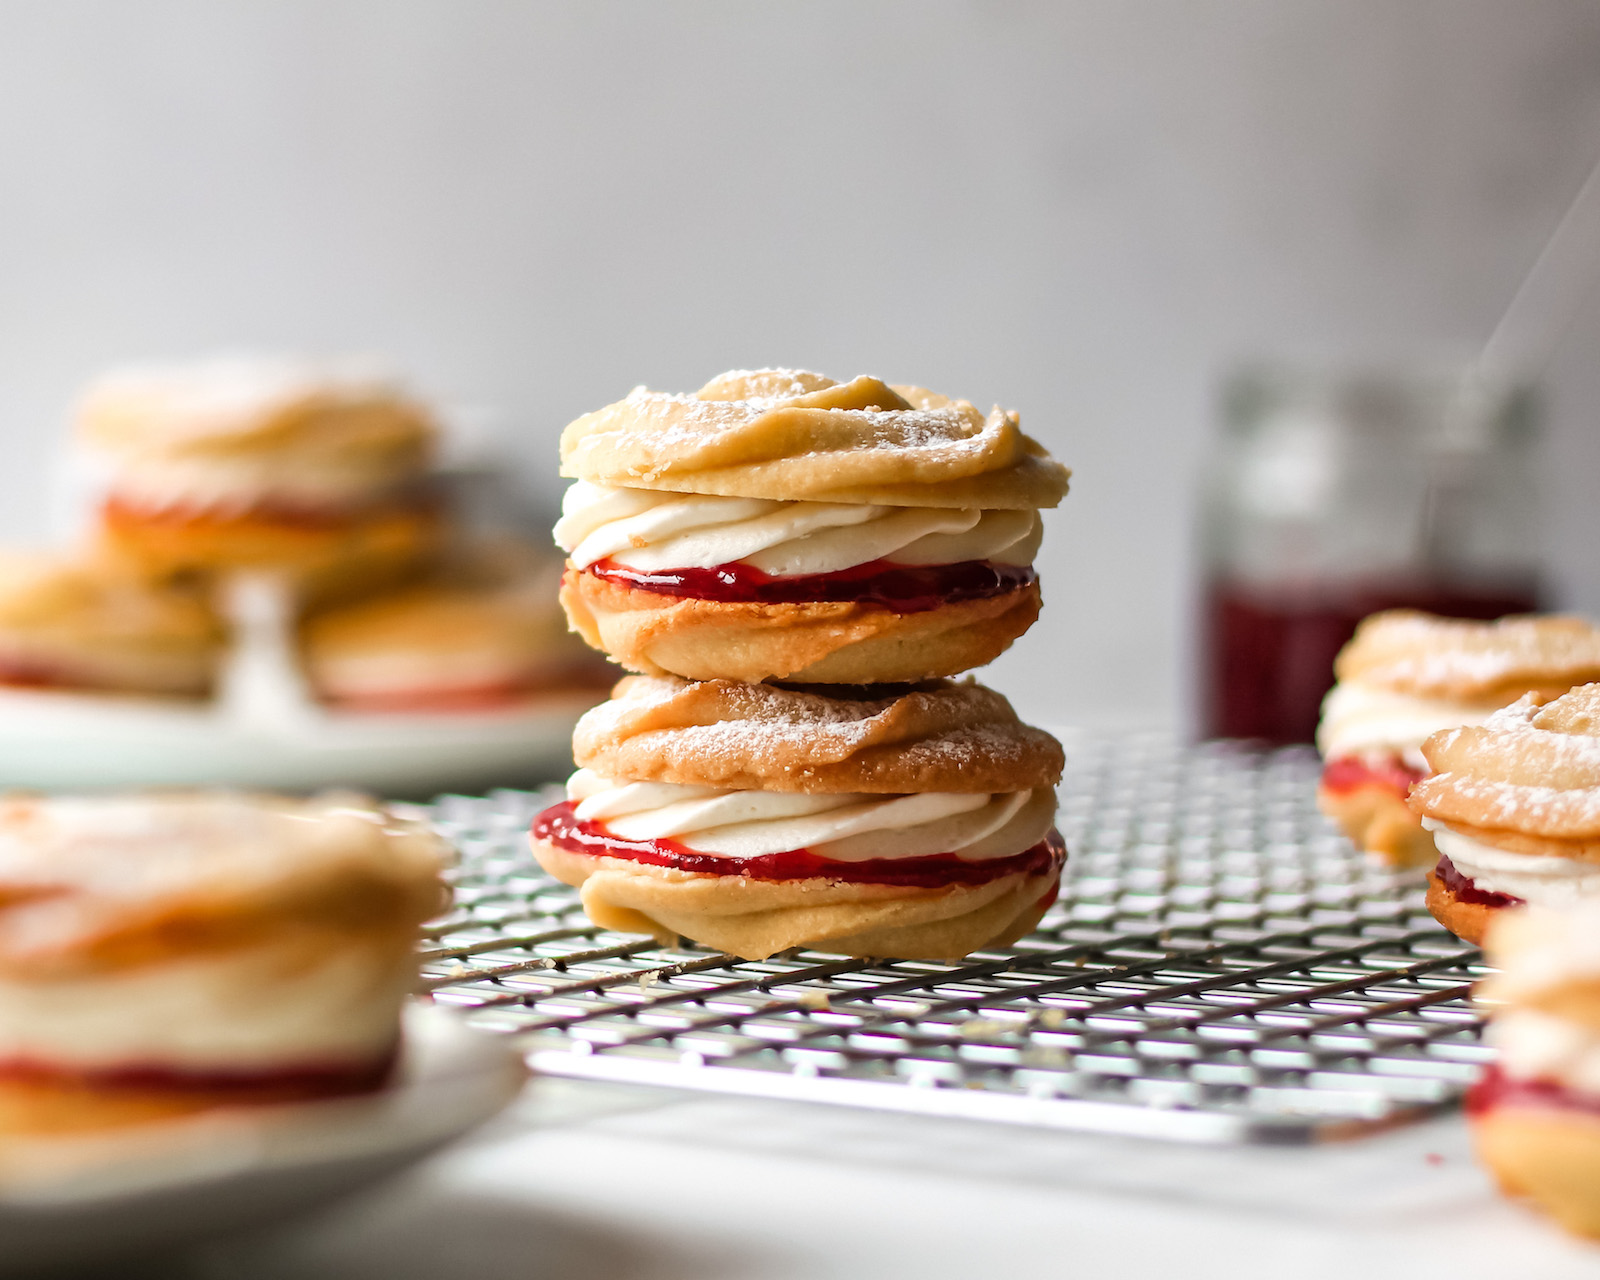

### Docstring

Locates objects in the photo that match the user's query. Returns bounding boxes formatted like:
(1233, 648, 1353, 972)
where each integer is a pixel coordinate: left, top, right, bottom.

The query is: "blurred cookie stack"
(531, 369, 1072, 961)
(1315, 611, 1600, 870)
(10, 356, 608, 713)
(1316, 624, 1600, 1238)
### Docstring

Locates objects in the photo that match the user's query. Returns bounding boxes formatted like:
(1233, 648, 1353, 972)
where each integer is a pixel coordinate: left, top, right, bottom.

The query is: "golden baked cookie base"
(1423, 870, 1499, 946)
(1316, 781, 1437, 868)
(0, 643, 218, 701)
(532, 840, 1058, 962)
(1475, 1107, 1600, 1239)
(573, 675, 1064, 794)
(0, 1068, 385, 1138)
(561, 566, 1040, 685)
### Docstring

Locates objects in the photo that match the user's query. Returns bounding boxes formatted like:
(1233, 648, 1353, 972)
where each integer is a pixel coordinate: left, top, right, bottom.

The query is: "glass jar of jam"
(1199, 366, 1544, 744)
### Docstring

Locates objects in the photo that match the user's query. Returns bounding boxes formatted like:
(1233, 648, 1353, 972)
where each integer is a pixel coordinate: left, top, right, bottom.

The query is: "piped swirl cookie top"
(1335, 611, 1600, 703)
(572, 675, 1064, 795)
(1409, 683, 1600, 852)
(0, 792, 450, 978)
(77, 356, 435, 456)
(559, 369, 1070, 509)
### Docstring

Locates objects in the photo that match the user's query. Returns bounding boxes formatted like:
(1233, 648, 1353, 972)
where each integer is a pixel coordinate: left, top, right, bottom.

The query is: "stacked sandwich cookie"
(534, 369, 1071, 961)
(77, 356, 441, 601)
(66, 354, 609, 713)
(1316, 612, 1600, 868)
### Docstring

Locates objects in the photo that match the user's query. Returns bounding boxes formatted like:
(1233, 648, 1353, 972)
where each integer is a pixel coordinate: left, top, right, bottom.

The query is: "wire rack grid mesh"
(414, 733, 1491, 1144)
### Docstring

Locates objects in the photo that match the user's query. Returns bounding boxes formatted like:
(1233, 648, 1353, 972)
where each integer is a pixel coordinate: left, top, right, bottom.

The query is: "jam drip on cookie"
(1435, 855, 1524, 908)
(0, 659, 74, 691)
(1467, 1064, 1600, 1118)
(1320, 755, 1425, 798)
(585, 558, 1035, 614)
(533, 800, 1065, 888)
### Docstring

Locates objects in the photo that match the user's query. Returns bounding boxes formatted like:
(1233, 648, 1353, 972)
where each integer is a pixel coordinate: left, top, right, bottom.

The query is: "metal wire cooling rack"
(414, 733, 1491, 1144)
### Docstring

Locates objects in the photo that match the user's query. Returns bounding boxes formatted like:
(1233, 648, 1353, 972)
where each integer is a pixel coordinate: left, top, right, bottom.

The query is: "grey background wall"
(1, 0, 1598, 729)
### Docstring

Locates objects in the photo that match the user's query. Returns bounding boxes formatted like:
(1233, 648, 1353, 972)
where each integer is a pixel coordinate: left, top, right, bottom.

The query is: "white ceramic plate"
(0, 1004, 527, 1273)
(0, 684, 592, 795)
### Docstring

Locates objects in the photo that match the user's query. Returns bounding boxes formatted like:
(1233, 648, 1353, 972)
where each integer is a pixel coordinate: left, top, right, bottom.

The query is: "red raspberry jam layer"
(1467, 1064, 1600, 1119)
(584, 557, 1036, 614)
(0, 1048, 396, 1100)
(532, 799, 1066, 888)
(1320, 754, 1425, 798)
(1435, 854, 1524, 908)
(0, 659, 76, 692)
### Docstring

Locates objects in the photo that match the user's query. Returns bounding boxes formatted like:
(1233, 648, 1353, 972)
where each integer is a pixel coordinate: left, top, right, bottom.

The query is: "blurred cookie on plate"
(299, 537, 614, 713)
(0, 550, 224, 699)
(0, 792, 448, 1135)
(77, 356, 441, 597)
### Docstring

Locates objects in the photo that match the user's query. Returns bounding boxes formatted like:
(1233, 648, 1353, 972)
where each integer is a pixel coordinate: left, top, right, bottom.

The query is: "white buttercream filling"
(1317, 680, 1499, 770)
(0, 937, 412, 1072)
(1426, 820, 1600, 908)
(566, 769, 1055, 862)
(553, 480, 1042, 577)
(1490, 1010, 1600, 1096)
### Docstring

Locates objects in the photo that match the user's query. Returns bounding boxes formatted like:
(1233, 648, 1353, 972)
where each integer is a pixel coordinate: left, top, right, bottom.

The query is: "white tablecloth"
(188, 1077, 1600, 1279)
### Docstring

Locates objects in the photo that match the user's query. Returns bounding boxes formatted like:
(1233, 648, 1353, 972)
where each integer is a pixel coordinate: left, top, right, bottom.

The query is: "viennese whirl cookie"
(0, 792, 447, 1135)
(1472, 901, 1600, 1239)
(0, 550, 225, 699)
(1408, 682, 1600, 944)
(299, 537, 611, 712)
(554, 369, 1070, 684)
(532, 676, 1064, 960)
(78, 356, 441, 596)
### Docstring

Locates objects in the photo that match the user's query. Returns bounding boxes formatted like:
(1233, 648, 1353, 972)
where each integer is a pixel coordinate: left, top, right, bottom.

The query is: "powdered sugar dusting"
(574, 676, 1063, 793)
(558, 368, 1069, 510)
(1339, 611, 1600, 699)
(1413, 682, 1600, 841)
(79, 355, 403, 445)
